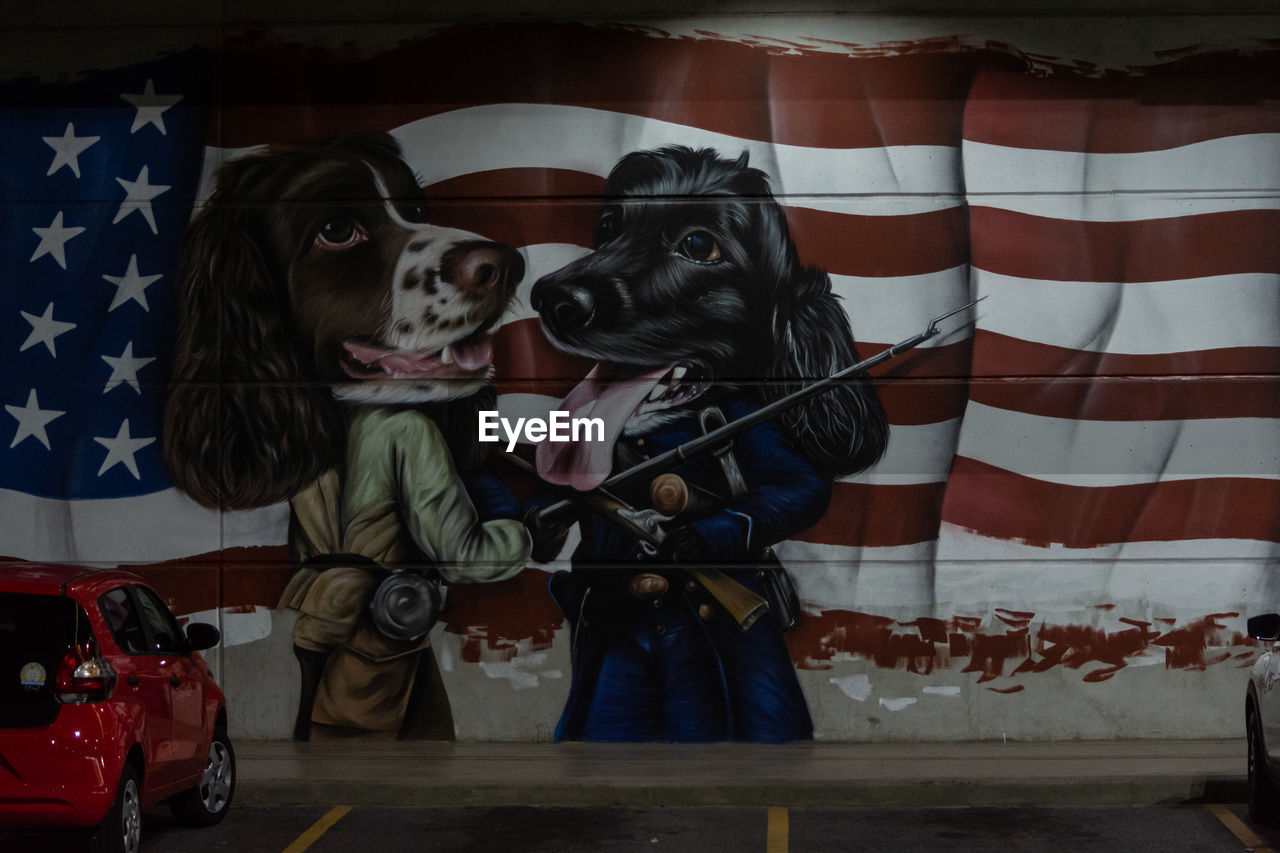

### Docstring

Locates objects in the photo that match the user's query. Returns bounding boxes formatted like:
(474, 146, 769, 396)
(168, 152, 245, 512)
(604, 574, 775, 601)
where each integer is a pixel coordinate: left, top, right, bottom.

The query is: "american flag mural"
(2, 20, 1278, 739)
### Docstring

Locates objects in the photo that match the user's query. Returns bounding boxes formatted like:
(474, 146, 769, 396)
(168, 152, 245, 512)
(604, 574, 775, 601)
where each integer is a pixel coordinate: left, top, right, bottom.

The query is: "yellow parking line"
(766, 806, 789, 853)
(1207, 804, 1272, 851)
(283, 805, 352, 853)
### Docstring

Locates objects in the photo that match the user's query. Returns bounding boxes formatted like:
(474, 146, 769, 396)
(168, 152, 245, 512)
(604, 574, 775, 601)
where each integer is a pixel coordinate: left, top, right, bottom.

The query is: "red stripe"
(215, 22, 977, 149)
(798, 481, 946, 547)
(127, 546, 293, 616)
(494, 319, 973, 426)
(426, 168, 968, 279)
(969, 331, 1280, 420)
(866, 338, 973, 426)
(440, 568, 562, 657)
(972, 207, 1280, 283)
(493, 320, 597, 399)
(942, 457, 1280, 548)
(787, 206, 969, 278)
(965, 63, 1280, 154)
(782, 608, 1247, 679)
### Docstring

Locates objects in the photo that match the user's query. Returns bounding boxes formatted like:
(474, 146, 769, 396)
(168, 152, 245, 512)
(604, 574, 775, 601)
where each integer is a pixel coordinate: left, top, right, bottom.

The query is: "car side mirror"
(1248, 614, 1280, 642)
(185, 622, 221, 651)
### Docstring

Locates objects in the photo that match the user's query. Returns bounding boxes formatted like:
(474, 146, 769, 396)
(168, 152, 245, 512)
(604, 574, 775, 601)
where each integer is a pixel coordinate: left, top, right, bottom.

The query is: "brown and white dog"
(162, 132, 528, 741)
(163, 132, 523, 509)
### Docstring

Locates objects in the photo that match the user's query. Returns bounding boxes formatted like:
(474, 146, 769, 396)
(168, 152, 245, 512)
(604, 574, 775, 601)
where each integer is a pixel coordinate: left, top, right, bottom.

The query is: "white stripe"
(975, 269, 1280, 354)
(783, 526, 1275, 616)
(957, 402, 1280, 485)
(840, 419, 960, 485)
(937, 521, 1280, 564)
(935, 523, 1275, 614)
(201, 143, 961, 219)
(973, 191, 1280, 222)
(829, 265, 973, 347)
(774, 539, 940, 610)
(964, 135, 1280, 221)
(0, 487, 288, 564)
(792, 196, 963, 216)
(389, 104, 961, 203)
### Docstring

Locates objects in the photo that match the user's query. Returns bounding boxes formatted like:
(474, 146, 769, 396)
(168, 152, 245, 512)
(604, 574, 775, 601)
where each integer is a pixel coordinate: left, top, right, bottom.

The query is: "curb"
(237, 776, 1249, 809)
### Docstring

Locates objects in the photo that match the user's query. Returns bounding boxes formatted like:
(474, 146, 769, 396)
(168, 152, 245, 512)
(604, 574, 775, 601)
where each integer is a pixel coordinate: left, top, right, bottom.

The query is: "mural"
(2, 17, 1279, 742)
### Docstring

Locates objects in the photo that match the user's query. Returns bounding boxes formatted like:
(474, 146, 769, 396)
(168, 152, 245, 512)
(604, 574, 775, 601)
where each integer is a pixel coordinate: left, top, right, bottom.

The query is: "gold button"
(698, 604, 714, 621)
(636, 438, 645, 446)
(685, 580, 698, 593)
(642, 454, 650, 461)
(655, 623, 666, 634)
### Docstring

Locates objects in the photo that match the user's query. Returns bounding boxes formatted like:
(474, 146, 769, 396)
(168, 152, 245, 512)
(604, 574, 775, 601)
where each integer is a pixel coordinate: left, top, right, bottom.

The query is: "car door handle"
(169, 677, 182, 687)
(127, 676, 140, 686)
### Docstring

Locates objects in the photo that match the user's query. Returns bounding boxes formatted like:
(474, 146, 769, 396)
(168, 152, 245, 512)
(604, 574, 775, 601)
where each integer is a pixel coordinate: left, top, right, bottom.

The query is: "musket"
(537, 296, 985, 525)
(503, 452, 770, 630)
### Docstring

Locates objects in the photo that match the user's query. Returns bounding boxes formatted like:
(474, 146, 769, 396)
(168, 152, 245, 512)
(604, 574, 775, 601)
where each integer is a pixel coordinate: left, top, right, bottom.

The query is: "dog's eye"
(315, 218, 368, 250)
(400, 202, 429, 223)
(676, 231, 722, 263)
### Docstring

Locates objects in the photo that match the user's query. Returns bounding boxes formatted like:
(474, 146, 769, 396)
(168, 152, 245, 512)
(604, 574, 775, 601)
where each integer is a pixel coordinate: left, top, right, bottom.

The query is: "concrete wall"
(2, 2, 1279, 742)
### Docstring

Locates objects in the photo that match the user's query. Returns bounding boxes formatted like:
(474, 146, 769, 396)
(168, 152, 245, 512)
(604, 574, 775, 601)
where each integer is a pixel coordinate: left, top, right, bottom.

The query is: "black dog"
(527, 146, 888, 743)
(532, 145, 887, 489)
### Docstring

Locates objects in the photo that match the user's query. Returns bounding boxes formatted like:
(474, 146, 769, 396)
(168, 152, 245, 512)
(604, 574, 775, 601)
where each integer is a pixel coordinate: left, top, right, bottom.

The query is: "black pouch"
(755, 547, 801, 633)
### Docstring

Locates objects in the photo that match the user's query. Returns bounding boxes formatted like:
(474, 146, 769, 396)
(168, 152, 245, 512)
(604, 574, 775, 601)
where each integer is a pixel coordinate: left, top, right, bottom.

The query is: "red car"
(0, 563, 234, 852)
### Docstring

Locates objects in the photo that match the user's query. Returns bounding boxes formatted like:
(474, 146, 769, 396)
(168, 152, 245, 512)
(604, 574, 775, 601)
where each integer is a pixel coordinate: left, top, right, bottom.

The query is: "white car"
(1247, 613, 1280, 824)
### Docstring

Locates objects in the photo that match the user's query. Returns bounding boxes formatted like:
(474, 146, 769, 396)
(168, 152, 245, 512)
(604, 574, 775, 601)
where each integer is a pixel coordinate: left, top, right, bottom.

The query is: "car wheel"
(1249, 707, 1280, 825)
(86, 763, 142, 853)
(169, 725, 236, 826)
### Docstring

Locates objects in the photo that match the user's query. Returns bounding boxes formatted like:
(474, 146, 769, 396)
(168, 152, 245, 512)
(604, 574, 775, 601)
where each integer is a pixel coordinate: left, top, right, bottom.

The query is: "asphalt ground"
(4, 803, 1278, 853)
(227, 739, 1247, 808)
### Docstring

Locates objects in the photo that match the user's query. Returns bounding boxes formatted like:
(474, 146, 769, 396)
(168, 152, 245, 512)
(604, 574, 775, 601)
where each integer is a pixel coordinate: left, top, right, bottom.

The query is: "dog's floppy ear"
(764, 265, 889, 476)
(162, 153, 344, 509)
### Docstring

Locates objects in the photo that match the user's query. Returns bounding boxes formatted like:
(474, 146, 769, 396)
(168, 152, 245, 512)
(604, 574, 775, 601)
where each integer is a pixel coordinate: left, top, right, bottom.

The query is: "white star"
(102, 255, 162, 312)
(119, 79, 182, 135)
(94, 419, 155, 479)
(30, 211, 85, 269)
(113, 166, 170, 234)
(101, 342, 156, 394)
(5, 389, 65, 450)
(20, 302, 76, 357)
(43, 122, 100, 178)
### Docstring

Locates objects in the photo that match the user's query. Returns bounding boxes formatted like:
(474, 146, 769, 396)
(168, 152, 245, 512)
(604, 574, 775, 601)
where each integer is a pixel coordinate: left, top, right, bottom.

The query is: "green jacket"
(290, 406, 530, 581)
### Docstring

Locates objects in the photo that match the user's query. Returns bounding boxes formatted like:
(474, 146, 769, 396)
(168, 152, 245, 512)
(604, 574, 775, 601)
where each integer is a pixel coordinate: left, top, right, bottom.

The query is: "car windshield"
(0, 592, 90, 728)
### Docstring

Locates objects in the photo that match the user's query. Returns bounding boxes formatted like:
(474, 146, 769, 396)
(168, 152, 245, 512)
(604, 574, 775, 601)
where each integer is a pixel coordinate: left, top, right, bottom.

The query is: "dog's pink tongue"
(536, 362, 675, 491)
(451, 334, 493, 371)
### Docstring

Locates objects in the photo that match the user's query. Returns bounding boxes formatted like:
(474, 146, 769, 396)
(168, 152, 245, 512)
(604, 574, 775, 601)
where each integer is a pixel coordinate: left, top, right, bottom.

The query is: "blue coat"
(550, 393, 829, 742)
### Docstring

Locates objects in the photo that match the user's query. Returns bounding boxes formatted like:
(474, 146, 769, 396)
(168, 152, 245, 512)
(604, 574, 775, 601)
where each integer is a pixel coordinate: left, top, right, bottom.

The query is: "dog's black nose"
(532, 279, 596, 338)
